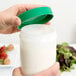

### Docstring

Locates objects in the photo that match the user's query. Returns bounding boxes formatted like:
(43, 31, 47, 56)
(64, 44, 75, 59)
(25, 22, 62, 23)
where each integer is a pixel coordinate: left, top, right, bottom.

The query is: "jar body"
(20, 24, 57, 76)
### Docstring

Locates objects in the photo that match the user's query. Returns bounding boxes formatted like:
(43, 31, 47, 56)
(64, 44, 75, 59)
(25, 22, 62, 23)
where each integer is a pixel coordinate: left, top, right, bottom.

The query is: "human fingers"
(13, 67, 22, 76)
(14, 4, 46, 16)
(34, 62, 60, 76)
(4, 4, 46, 28)
(56, 70, 61, 76)
(46, 22, 51, 25)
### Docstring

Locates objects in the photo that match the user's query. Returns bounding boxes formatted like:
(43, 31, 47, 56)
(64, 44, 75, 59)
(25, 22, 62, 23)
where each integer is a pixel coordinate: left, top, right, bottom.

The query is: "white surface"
(0, 0, 76, 43)
(0, 43, 20, 76)
(0, 33, 20, 44)
(0, 67, 14, 76)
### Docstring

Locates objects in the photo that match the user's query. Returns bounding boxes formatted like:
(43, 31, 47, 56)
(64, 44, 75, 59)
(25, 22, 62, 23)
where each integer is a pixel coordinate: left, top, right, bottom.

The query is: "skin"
(13, 62, 60, 76)
(0, 4, 46, 34)
(0, 4, 61, 76)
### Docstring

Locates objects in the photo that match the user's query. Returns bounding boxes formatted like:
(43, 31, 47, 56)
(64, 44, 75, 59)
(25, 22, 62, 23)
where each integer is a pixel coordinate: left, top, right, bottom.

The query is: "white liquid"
(20, 24, 57, 76)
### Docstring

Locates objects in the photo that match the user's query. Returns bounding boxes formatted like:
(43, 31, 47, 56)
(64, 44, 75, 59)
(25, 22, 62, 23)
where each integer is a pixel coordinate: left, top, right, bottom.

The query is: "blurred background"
(0, 0, 76, 44)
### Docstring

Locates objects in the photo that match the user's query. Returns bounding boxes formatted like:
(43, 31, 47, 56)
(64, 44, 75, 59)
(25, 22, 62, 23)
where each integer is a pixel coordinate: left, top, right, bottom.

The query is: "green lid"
(18, 7, 54, 29)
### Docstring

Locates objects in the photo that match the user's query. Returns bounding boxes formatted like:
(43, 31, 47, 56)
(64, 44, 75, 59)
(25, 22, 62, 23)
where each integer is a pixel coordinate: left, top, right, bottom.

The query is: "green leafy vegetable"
(56, 42, 76, 72)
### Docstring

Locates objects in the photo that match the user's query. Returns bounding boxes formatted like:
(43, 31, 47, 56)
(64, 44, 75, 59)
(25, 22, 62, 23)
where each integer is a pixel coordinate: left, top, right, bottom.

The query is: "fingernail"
(56, 62, 59, 65)
(56, 62, 60, 68)
(45, 22, 51, 25)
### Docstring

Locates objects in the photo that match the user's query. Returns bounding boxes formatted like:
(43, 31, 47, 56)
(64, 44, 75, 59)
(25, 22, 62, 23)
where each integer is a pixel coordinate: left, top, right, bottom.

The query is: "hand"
(13, 62, 61, 76)
(0, 4, 44, 34)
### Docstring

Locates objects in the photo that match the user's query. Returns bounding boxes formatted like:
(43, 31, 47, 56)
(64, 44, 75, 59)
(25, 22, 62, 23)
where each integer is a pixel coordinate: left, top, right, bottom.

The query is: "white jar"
(20, 24, 57, 76)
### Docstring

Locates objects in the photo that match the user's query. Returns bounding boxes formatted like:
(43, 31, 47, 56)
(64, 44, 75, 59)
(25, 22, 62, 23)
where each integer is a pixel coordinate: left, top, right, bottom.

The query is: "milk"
(20, 24, 57, 76)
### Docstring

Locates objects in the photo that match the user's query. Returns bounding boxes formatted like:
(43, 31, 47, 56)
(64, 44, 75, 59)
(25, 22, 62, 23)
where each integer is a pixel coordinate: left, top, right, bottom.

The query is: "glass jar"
(20, 24, 57, 76)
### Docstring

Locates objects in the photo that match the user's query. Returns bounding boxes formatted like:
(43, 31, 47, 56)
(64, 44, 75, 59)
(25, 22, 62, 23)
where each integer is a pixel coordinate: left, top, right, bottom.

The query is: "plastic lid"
(18, 7, 54, 29)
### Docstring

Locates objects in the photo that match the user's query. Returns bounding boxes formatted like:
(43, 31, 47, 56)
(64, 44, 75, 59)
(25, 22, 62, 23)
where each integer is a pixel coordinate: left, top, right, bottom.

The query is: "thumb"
(35, 62, 60, 76)
(47, 62, 60, 76)
(7, 16, 21, 26)
(13, 68, 22, 76)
